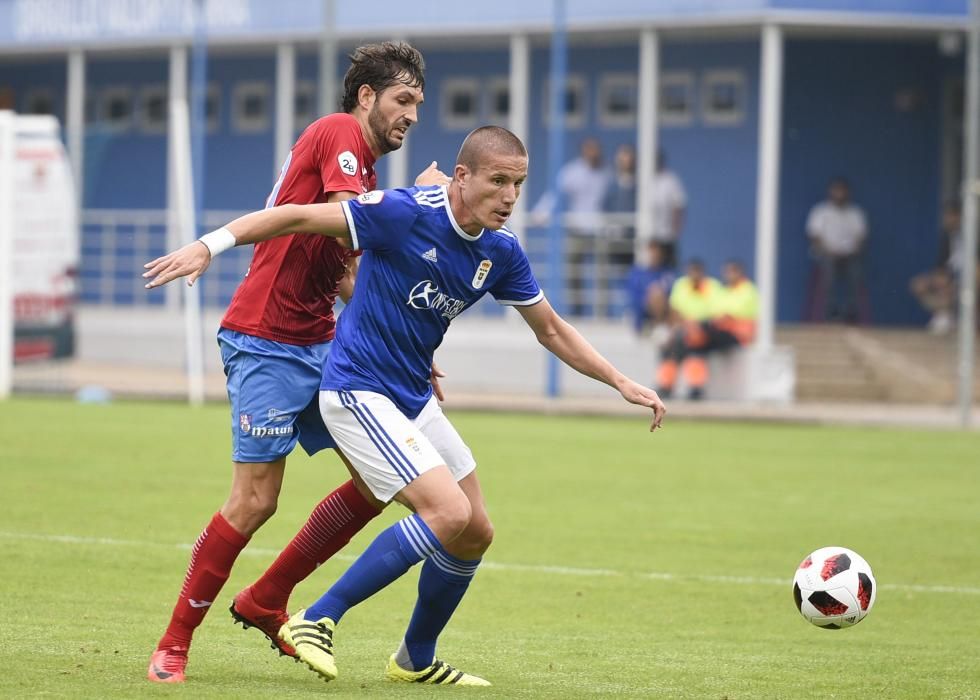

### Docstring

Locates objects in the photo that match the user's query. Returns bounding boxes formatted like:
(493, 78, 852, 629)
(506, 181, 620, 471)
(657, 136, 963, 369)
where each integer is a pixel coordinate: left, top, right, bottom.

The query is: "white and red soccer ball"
(793, 546, 876, 629)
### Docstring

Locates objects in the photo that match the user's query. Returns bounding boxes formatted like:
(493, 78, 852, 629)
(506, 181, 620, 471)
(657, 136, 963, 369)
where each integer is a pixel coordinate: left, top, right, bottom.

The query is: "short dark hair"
(341, 41, 425, 113)
(456, 126, 528, 173)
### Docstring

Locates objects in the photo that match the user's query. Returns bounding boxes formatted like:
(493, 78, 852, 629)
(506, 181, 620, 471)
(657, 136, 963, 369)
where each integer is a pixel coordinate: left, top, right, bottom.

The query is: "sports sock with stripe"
(395, 549, 481, 671)
(303, 513, 439, 623)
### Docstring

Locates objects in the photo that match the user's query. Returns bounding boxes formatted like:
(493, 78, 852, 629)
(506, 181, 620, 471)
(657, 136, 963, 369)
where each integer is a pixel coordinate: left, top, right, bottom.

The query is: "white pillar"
(276, 43, 296, 172)
(0, 111, 15, 399)
(754, 24, 784, 353)
(318, 0, 338, 116)
(509, 33, 531, 234)
(167, 46, 188, 310)
(385, 36, 410, 188)
(66, 50, 85, 211)
(958, 0, 979, 427)
(636, 29, 659, 255)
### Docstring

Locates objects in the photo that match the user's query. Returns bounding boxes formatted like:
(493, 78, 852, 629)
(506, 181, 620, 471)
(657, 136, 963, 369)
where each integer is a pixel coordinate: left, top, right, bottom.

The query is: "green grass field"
(1, 397, 978, 699)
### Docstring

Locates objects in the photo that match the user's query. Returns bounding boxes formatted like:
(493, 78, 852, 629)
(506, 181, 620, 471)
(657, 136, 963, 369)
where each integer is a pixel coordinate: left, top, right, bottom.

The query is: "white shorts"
(319, 390, 477, 503)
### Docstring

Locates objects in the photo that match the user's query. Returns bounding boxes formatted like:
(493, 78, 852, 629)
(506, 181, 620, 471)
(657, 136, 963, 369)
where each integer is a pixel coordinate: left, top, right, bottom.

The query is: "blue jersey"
(321, 185, 543, 418)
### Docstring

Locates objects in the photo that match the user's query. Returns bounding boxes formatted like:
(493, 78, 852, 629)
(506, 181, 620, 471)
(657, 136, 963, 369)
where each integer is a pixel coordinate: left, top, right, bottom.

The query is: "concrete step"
(796, 377, 887, 402)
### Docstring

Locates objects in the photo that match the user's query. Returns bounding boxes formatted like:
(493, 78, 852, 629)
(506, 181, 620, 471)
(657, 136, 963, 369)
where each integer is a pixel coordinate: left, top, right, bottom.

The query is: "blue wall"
(778, 38, 949, 325)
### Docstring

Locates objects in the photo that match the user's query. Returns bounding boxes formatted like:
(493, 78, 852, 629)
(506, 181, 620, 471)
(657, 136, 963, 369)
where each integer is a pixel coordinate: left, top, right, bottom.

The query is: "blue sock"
(304, 514, 440, 623)
(400, 547, 481, 670)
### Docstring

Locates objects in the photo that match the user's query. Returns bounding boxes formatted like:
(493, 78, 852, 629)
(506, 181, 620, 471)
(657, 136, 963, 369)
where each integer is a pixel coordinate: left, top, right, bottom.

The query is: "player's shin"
(396, 550, 481, 671)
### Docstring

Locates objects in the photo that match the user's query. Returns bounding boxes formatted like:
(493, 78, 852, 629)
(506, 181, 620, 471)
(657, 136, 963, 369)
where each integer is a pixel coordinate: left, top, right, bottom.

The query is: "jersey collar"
(442, 186, 484, 241)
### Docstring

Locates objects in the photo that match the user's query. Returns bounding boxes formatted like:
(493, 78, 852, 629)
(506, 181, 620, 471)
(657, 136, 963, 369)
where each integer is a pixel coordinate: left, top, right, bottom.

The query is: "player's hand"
(415, 161, 451, 187)
(430, 362, 447, 402)
(618, 379, 667, 432)
(142, 241, 212, 288)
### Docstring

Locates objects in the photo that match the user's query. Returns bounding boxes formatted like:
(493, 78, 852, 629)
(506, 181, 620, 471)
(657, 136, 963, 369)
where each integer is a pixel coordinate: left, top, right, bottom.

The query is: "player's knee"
(424, 491, 472, 543)
(461, 517, 494, 554)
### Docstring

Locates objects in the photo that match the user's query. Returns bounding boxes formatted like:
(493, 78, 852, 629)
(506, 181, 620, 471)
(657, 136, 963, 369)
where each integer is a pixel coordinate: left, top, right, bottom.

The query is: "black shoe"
(689, 388, 704, 401)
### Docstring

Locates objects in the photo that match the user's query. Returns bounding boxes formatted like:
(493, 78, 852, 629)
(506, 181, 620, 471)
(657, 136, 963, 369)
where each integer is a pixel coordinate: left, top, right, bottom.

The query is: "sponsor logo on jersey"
(356, 190, 384, 205)
(267, 408, 290, 423)
(250, 425, 294, 438)
(422, 247, 438, 263)
(338, 150, 358, 176)
(406, 280, 466, 320)
(471, 259, 492, 289)
(239, 413, 252, 434)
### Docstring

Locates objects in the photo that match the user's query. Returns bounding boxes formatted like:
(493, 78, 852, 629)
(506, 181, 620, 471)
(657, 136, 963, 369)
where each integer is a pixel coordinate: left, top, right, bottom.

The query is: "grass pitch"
(0, 397, 978, 698)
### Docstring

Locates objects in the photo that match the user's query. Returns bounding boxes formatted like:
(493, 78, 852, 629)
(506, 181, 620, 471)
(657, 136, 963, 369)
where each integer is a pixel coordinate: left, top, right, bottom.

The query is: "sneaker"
(385, 654, 491, 686)
(147, 645, 188, 684)
(230, 587, 296, 658)
(281, 609, 337, 682)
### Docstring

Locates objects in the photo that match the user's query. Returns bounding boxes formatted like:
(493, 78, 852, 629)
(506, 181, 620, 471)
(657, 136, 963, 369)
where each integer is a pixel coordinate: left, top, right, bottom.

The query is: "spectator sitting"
(627, 240, 676, 339)
(806, 177, 868, 323)
(655, 259, 723, 399)
(909, 200, 963, 335)
(656, 260, 759, 400)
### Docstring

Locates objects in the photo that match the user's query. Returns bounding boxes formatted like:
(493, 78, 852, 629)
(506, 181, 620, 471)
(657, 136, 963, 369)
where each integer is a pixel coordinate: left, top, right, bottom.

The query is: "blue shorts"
(218, 327, 335, 463)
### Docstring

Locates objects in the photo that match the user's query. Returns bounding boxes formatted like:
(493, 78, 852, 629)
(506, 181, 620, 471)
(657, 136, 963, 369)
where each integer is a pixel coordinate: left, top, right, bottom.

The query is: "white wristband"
(198, 227, 237, 257)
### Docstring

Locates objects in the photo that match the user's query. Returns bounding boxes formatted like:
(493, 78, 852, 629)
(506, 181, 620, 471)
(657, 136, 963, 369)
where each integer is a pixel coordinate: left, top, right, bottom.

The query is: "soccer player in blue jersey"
(144, 125, 666, 687)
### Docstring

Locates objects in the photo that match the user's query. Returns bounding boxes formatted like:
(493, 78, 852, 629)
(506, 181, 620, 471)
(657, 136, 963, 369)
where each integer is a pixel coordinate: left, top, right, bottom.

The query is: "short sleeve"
(310, 117, 367, 196)
(670, 173, 687, 207)
(490, 240, 544, 307)
(806, 205, 823, 238)
(340, 188, 419, 252)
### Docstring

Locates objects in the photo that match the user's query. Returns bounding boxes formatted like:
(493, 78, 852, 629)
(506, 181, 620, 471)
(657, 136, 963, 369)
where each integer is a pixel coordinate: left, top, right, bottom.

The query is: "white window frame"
(232, 81, 271, 134)
(659, 71, 694, 127)
(542, 74, 587, 129)
(486, 76, 510, 125)
(441, 78, 480, 130)
(702, 69, 746, 127)
(24, 87, 55, 116)
(139, 84, 168, 134)
(99, 85, 134, 132)
(598, 72, 637, 128)
(293, 80, 317, 132)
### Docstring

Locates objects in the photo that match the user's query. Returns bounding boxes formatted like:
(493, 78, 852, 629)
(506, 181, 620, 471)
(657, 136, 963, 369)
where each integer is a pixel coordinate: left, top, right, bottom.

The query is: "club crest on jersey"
(471, 259, 492, 289)
(357, 190, 384, 205)
(338, 151, 358, 176)
(239, 413, 252, 434)
(407, 280, 466, 320)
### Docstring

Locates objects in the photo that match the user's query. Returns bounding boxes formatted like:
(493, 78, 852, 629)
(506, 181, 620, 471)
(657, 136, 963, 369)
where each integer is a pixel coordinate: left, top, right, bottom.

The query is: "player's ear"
(454, 163, 469, 187)
(357, 84, 376, 111)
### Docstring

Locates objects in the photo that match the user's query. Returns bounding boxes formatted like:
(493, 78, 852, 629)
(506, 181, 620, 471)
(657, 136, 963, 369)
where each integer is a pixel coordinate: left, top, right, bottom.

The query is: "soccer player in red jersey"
(147, 42, 446, 684)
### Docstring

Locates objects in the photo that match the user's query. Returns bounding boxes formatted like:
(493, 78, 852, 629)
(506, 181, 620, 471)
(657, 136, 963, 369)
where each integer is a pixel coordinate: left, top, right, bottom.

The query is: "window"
(205, 83, 221, 132)
(232, 81, 270, 133)
(598, 73, 637, 128)
(294, 80, 317, 131)
(486, 77, 510, 125)
(659, 72, 694, 127)
(441, 78, 479, 130)
(702, 70, 745, 126)
(24, 88, 55, 116)
(139, 85, 167, 133)
(542, 74, 587, 128)
(99, 86, 133, 131)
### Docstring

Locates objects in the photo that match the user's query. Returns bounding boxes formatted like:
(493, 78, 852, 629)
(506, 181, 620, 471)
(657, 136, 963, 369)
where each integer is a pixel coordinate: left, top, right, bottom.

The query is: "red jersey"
(221, 113, 377, 345)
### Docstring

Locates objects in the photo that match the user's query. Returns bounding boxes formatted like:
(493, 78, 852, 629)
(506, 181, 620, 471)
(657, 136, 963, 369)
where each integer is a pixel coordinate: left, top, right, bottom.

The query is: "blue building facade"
(0, 0, 970, 325)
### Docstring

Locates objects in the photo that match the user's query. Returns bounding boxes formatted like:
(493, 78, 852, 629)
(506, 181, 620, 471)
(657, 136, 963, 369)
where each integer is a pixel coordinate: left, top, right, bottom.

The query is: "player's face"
(367, 79, 424, 155)
(457, 155, 528, 231)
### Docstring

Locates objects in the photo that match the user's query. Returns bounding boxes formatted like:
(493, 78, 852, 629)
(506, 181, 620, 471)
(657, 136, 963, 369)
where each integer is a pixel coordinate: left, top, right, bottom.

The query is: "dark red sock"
(249, 480, 381, 611)
(157, 512, 249, 649)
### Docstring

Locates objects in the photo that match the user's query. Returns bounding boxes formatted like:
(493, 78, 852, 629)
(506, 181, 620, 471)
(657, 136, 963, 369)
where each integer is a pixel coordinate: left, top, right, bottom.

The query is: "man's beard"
(368, 104, 402, 155)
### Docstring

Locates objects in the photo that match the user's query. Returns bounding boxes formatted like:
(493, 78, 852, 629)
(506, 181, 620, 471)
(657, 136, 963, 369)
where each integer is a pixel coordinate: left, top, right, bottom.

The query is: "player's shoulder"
(301, 112, 363, 145)
(487, 225, 523, 250)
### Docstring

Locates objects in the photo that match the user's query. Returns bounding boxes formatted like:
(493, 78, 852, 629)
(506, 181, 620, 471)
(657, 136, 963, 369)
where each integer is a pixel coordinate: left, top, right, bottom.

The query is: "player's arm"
(516, 298, 666, 431)
(142, 202, 350, 288)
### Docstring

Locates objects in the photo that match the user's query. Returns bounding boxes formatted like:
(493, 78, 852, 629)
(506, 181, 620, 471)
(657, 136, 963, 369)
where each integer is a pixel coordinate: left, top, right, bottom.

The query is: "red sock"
(249, 480, 381, 611)
(157, 512, 249, 649)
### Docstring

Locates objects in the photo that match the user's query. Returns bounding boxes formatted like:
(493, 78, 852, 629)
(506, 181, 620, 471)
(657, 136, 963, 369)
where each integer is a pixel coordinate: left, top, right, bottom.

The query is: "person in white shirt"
(806, 178, 868, 322)
(647, 150, 687, 267)
(531, 137, 612, 315)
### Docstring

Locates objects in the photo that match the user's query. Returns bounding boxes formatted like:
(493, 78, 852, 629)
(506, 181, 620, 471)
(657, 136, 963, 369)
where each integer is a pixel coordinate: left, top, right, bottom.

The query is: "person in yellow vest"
(656, 260, 758, 399)
(655, 259, 723, 398)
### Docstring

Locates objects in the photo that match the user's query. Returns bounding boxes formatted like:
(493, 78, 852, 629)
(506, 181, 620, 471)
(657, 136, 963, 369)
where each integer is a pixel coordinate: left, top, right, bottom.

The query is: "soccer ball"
(793, 546, 876, 629)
